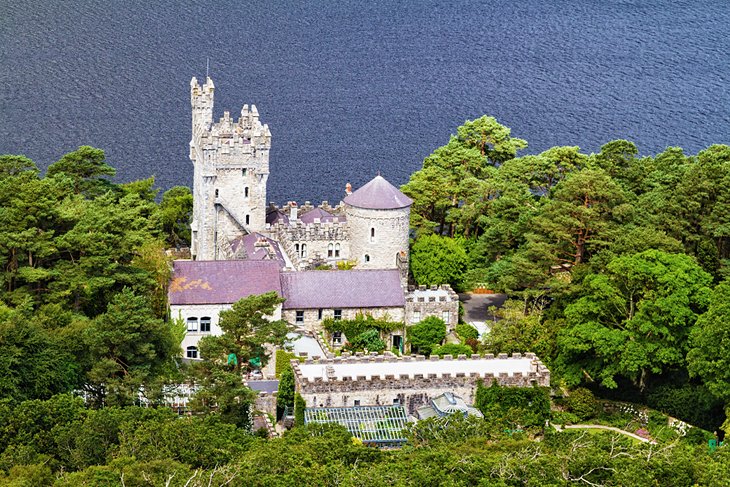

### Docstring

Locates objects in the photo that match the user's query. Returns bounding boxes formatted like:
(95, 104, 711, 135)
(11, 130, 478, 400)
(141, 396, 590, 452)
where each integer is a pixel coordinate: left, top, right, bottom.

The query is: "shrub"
(455, 323, 479, 342)
(408, 316, 447, 356)
(432, 343, 473, 357)
(476, 381, 551, 429)
(565, 388, 599, 421)
(347, 329, 386, 353)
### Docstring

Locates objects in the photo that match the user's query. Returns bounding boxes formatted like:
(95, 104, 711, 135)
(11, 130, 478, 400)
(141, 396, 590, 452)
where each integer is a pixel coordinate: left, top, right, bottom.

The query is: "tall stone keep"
(344, 175, 413, 271)
(189, 77, 272, 260)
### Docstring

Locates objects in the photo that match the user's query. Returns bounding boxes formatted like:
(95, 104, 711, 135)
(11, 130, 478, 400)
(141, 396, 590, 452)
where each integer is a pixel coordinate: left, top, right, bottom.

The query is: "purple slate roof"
(266, 209, 289, 225)
(229, 232, 286, 264)
(344, 175, 413, 210)
(280, 269, 405, 309)
(298, 207, 342, 224)
(169, 260, 282, 305)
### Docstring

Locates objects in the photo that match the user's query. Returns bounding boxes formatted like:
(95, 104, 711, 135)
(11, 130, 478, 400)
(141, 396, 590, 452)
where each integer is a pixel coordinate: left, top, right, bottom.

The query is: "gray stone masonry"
(292, 352, 550, 415)
(405, 284, 460, 331)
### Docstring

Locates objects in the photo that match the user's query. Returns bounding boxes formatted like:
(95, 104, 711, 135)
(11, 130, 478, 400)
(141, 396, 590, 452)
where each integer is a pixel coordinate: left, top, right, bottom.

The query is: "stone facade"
(283, 306, 405, 335)
(405, 284, 459, 331)
(345, 204, 410, 270)
(171, 302, 283, 360)
(293, 352, 551, 415)
(189, 77, 271, 261)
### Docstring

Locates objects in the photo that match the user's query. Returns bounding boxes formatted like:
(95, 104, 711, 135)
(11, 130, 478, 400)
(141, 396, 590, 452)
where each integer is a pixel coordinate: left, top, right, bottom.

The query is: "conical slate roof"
(343, 175, 413, 210)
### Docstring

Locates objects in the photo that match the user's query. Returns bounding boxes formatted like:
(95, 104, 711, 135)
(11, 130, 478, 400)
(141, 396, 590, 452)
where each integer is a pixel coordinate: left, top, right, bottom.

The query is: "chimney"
(345, 182, 352, 196)
(290, 201, 298, 221)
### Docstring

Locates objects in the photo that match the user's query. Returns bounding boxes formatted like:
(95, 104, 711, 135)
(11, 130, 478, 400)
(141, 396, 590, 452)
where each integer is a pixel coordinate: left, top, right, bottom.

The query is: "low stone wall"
(293, 352, 550, 415)
(254, 391, 278, 417)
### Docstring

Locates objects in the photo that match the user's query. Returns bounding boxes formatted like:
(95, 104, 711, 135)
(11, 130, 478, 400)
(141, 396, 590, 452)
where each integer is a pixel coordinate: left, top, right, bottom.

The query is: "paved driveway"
(458, 293, 507, 336)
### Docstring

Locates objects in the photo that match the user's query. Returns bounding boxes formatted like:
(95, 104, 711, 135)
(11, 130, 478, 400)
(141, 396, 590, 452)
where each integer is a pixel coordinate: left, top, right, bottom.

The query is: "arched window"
(335, 243, 341, 258)
(301, 243, 307, 258)
(370, 227, 376, 243)
(186, 346, 198, 359)
(364, 254, 370, 263)
(186, 317, 198, 332)
(200, 317, 211, 332)
(328, 243, 334, 258)
(295, 243, 300, 254)
(244, 187, 249, 198)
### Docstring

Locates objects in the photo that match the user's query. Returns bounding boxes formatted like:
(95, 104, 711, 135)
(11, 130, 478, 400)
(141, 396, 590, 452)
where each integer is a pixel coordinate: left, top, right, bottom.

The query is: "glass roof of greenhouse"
(303, 405, 410, 445)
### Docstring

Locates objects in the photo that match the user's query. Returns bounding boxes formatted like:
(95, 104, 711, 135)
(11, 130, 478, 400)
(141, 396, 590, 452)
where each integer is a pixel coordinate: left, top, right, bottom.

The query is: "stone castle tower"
(343, 175, 412, 273)
(189, 77, 271, 260)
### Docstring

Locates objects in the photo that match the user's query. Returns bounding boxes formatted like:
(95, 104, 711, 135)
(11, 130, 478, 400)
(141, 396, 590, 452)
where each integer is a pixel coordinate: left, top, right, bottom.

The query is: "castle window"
(364, 254, 370, 263)
(296, 310, 304, 324)
(242, 168, 247, 176)
(442, 310, 451, 323)
(335, 243, 340, 257)
(200, 317, 211, 332)
(354, 400, 360, 406)
(245, 214, 250, 225)
(186, 346, 198, 359)
(301, 244, 307, 258)
(411, 311, 420, 324)
(333, 331, 342, 345)
(318, 309, 323, 320)
(370, 227, 376, 243)
(393, 398, 400, 405)
(295, 243, 300, 254)
(187, 317, 198, 332)
(334, 309, 342, 320)
(215, 189, 219, 198)
(244, 187, 249, 198)
(328, 243, 334, 258)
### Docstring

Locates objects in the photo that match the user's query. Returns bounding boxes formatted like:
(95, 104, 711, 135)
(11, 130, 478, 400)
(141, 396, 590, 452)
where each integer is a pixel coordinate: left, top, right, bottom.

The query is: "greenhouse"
(303, 405, 410, 446)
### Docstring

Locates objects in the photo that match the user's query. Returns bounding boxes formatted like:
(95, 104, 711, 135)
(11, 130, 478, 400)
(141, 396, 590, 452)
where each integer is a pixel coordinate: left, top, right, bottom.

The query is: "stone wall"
(293, 352, 550, 415)
(405, 284, 459, 330)
(283, 306, 405, 334)
(345, 205, 410, 270)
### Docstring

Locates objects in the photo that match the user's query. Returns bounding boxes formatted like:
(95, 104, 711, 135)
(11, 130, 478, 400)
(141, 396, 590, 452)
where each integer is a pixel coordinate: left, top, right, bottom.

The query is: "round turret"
(344, 175, 412, 270)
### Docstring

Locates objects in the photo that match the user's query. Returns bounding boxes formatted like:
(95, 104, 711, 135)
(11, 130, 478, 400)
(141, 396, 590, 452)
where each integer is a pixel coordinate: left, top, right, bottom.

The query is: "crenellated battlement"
(292, 352, 550, 386)
(292, 352, 550, 413)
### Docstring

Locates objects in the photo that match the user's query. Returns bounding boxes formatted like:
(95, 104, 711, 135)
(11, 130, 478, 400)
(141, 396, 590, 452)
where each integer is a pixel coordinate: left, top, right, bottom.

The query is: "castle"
(171, 77, 459, 361)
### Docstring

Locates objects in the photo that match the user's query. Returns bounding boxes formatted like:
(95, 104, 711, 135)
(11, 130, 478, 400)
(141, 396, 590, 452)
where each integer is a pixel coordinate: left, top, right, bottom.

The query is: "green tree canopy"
(557, 250, 712, 389)
(407, 316, 446, 356)
(410, 234, 468, 291)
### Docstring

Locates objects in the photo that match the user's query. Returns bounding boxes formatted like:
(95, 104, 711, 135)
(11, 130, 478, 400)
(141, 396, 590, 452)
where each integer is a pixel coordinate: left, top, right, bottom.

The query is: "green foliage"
(190, 293, 290, 426)
(275, 349, 298, 377)
(455, 323, 478, 342)
(688, 280, 730, 402)
(46, 145, 116, 196)
(323, 313, 402, 353)
(159, 186, 193, 247)
(407, 316, 446, 356)
(565, 388, 600, 421)
(294, 394, 306, 427)
(475, 381, 551, 429)
(83, 288, 179, 407)
(277, 365, 295, 418)
(558, 250, 712, 389)
(431, 343, 474, 357)
(410, 234, 468, 291)
(336, 260, 356, 270)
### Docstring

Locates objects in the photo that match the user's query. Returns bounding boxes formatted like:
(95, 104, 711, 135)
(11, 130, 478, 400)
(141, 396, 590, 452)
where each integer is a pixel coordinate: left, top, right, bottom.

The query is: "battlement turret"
(189, 77, 271, 261)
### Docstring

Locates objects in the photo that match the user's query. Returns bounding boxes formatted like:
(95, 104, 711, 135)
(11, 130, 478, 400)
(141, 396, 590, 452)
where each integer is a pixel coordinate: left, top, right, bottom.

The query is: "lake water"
(1, 0, 728, 204)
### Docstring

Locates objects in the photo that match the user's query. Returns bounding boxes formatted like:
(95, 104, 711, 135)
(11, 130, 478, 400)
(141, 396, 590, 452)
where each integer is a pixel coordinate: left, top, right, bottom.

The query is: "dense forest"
(403, 117, 730, 434)
(2, 123, 730, 485)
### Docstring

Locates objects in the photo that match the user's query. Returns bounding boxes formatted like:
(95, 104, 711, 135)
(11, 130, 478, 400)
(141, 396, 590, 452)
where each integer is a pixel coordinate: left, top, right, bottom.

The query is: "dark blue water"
(1, 0, 728, 203)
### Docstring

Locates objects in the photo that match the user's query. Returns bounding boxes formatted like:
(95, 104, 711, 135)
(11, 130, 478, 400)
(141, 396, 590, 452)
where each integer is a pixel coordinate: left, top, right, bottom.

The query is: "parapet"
(292, 352, 550, 389)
